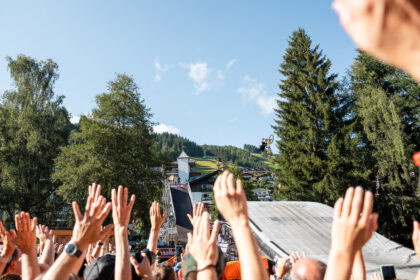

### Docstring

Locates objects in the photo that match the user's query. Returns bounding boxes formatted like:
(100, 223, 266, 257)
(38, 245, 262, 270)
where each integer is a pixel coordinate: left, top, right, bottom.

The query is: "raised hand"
(290, 251, 306, 263)
(71, 183, 113, 250)
(276, 257, 292, 279)
(187, 212, 220, 270)
(0, 220, 17, 258)
(331, 187, 378, 253)
(213, 171, 268, 280)
(111, 185, 135, 232)
(413, 221, 420, 258)
(36, 225, 53, 243)
(214, 171, 248, 225)
(332, 0, 420, 81)
(130, 254, 153, 279)
(187, 202, 204, 226)
(150, 201, 167, 231)
(15, 212, 37, 254)
(325, 187, 378, 280)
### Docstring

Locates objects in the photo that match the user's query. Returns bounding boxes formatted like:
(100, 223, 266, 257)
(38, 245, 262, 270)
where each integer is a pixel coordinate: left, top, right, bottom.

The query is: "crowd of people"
(0, 0, 420, 279)
(0, 172, 419, 280)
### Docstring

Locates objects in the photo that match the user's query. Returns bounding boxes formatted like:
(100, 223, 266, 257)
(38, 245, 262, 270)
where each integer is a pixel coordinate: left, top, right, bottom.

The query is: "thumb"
(99, 224, 114, 241)
(130, 256, 141, 275)
(187, 214, 193, 224)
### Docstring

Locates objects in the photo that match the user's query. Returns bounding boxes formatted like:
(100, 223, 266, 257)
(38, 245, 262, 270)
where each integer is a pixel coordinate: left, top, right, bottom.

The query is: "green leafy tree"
(350, 52, 420, 242)
(53, 74, 163, 231)
(272, 29, 361, 204)
(0, 55, 70, 225)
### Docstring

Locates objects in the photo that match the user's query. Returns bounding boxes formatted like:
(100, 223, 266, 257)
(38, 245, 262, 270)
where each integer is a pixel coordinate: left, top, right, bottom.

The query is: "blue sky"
(0, 1, 356, 152)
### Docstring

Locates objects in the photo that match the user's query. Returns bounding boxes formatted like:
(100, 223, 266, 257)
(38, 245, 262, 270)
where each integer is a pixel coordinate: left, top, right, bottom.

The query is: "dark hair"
(0, 274, 21, 280)
(153, 262, 175, 280)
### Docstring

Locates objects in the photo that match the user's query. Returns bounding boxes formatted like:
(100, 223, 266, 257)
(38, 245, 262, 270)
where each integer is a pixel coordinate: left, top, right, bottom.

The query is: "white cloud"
(154, 57, 169, 82)
(153, 124, 181, 135)
(226, 59, 237, 70)
(70, 114, 81, 124)
(257, 96, 276, 116)
(154, 73, 161, 82)
(237, 76, 276, 116)
(188, 62, 210, 92)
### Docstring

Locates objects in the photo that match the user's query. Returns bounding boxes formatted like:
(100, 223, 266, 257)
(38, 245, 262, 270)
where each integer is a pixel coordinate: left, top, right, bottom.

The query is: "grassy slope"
(191, 157, 223, 174)
(192, 153, 274, 174)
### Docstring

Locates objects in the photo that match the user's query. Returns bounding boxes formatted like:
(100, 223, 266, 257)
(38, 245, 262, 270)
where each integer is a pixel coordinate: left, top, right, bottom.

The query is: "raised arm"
(324, 187, 378, 280)
(351, 250, 366, 280)
(214, 171, 268, 280)
(0, 221, 16, 275)
(36, 225, 55, 270)
(14, 212, 40, 280)
(43, 183, 113, 280)
(112, 185, 135, 280)
(187, 202, 204, 227)
(412, 220, 420, 280)
(147, 201, 167, 254)
(188, 211, 220, 280)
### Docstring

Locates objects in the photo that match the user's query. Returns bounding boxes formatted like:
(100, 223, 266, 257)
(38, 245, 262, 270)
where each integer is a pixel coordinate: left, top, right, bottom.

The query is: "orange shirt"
(222, 257, 269, 280)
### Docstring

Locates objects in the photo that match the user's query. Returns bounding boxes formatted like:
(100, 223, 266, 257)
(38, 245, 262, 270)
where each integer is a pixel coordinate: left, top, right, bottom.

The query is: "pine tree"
(272, 29, 360, 203)
(350, 52, 420, 241)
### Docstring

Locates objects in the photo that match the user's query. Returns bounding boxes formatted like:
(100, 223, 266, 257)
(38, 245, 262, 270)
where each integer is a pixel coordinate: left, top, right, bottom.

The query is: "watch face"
(65, 243, 77, 255)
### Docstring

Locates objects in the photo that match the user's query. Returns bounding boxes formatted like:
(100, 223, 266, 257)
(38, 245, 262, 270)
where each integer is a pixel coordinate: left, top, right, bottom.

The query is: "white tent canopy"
(247, 201, 420, 279)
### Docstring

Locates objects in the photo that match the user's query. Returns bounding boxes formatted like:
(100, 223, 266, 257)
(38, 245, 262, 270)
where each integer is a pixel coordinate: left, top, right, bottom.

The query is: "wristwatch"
(64, 242, 82, 258)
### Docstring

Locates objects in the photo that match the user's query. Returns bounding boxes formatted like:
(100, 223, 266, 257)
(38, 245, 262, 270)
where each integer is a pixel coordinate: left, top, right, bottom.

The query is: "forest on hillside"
(154, 133, 268, 168)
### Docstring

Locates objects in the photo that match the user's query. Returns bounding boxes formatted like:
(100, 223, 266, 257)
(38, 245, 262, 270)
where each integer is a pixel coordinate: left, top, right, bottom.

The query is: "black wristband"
(97, 242, 103, 246)
(197, 264, 217, 272)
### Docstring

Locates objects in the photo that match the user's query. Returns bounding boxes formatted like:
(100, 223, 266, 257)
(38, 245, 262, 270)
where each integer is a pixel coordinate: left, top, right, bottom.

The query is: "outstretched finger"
(111, 188, 117, 209)
(97, 202, 112, 223)
(72, 201, 83, 222)
(15, 215, 22, 232)
(193, 203, 198, 217)
(118, 185, 123, 208)
(360, 191, 374, 226)
(214, 175, 221, 193)
(227, 173, 236, 195)
(10, 229, 16, 240)
(130, 256, 141, 275)
(31, 217, 37, 232)
(100, 224, 114, 241)
(162, 211, 167, 222)
(123, 187, 128, 206)
(210, 220, 220, 244)
(221, 171, 229, 195)
(342, 187, 354, 217)
(127, 194, 135, 212)
(22, 212, 29, 232)
(0, 220, 6, 235)
(350, 187, 364, 221)
(187, 214, 193, 224)
(333, 197, 344, 220)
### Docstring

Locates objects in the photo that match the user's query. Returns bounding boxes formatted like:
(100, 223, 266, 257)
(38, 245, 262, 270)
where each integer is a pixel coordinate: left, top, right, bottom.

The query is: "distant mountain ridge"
(154, 132, 269, 168)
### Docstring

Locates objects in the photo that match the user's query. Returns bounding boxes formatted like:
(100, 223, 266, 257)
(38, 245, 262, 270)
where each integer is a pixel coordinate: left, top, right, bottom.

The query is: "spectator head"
(0, 274, 21, 280)
(290, 258, 326, 280)
(153, 262, 176, 280)
(4, 248, 22, 275)
(84, 254, 142, 280)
